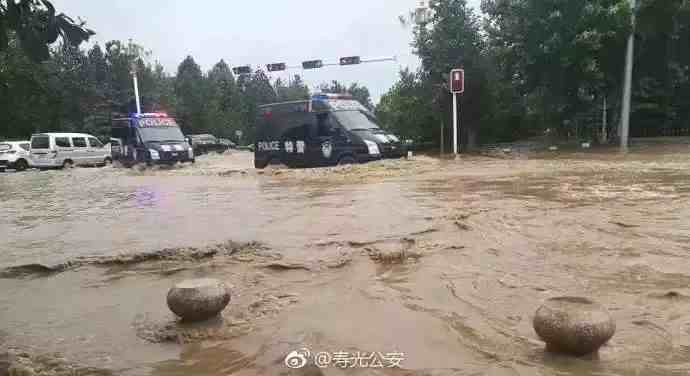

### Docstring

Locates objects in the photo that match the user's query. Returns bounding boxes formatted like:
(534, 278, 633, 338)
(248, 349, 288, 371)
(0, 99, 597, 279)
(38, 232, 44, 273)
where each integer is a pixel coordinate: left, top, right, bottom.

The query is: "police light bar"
(233, 66, 252, 75)
(312, 93, 353, 100)
(266, 63, 287, 72)
(339, 56, 361, 66)
(133, 112, 169, 118)
(302, 60, 323, 70)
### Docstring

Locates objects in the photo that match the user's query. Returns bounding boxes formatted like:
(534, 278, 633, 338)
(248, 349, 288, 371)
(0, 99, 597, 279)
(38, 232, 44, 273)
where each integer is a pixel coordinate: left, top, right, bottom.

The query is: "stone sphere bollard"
(167, 278, 230, 322)
(533, 297, 615, 356)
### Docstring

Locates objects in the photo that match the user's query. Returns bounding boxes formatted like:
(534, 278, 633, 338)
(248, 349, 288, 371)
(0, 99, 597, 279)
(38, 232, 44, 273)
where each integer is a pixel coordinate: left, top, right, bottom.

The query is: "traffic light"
(302, 60, 323, 70)
(267, 63, 287, 72)
(450, 69, 465, 94)
(232, 66, 252, 75)
(339, 56, 361, 66)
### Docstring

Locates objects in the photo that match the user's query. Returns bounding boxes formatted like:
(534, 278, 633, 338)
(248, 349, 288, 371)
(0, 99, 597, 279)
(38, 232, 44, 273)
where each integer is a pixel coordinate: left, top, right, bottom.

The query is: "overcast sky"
(54, 0, 482, 103)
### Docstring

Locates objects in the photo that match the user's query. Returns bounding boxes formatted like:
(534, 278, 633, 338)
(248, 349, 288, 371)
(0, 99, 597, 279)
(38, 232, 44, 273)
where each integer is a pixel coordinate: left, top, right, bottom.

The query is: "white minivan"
(30, 133, 112, 169)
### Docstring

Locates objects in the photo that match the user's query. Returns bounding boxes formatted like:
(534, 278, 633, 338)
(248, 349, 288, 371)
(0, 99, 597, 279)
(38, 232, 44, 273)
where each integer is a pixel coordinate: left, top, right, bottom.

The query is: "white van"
(30, 133, 112, 169)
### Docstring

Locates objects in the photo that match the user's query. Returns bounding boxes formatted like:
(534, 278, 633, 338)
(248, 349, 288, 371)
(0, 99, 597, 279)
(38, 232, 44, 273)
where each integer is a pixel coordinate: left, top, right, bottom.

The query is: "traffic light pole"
(453, 92, 459, 155)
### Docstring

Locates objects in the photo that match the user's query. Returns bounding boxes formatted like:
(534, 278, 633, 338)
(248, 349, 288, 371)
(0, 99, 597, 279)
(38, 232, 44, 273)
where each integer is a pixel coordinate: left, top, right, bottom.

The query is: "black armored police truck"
(254, 94, 405, 169)
(111, 112, 195, 167)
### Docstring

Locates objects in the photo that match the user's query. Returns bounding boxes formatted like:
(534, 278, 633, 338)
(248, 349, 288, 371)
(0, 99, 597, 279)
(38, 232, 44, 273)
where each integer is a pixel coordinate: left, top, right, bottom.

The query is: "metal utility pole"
(620, 0, 636, 151)
(131, 63, 142, 114)
(453, 93, 459, 155)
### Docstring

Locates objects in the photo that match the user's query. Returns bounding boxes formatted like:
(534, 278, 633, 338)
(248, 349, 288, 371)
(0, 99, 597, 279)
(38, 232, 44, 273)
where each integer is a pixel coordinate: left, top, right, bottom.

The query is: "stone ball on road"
(533, 297, 615, 356)
(167, 278, 230, 322)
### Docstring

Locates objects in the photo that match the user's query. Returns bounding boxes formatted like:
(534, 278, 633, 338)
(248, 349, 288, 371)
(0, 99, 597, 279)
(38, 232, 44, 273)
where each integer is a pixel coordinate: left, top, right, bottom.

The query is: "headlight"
(364, 140, 380, 156)
(388, 134, 400, 142)
(149, 149, 160, 160)
(188, 148, 194, 159)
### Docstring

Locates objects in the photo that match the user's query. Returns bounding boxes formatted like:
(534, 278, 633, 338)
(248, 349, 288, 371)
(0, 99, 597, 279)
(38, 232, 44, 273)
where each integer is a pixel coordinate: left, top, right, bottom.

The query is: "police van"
(111, 112, 194, 166)
(254, 94, 405, 169)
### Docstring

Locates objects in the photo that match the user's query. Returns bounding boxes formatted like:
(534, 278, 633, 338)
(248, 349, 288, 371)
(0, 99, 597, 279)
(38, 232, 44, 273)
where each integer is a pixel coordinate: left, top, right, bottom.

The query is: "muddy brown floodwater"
(2, 146, 690, 375)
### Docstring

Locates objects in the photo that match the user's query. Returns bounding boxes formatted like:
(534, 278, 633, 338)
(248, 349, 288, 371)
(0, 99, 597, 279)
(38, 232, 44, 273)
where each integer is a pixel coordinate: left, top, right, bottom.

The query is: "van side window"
(55, 137, 70, 148)
(88, 137, 103, 148)
(72, 137, 87, 148)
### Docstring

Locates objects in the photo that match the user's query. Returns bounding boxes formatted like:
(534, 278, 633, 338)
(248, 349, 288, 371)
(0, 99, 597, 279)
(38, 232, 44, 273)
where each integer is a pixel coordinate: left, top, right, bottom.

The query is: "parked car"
(186, 134, 232, 155)
(30, 133, 111, 169)
(218, 138, 237, 149)
(0, 141, 31, 172)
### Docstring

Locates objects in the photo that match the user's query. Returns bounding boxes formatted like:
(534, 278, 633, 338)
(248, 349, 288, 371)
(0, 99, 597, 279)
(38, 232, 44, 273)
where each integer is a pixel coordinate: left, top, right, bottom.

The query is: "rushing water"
(1, 148, 690, 375)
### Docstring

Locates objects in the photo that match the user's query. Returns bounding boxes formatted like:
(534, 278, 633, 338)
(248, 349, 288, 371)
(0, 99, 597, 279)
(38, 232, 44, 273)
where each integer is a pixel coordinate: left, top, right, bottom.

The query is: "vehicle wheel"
(104, 157, 112, 166)
(62, 160, 74, 169)
(14, 159, 29, 171)
(254, 159, 268, 169)
(266, 158, 288, 169)
(337, 156, 357, 165)
(0, 168, 5, 173)
(191, 158, 196, 164)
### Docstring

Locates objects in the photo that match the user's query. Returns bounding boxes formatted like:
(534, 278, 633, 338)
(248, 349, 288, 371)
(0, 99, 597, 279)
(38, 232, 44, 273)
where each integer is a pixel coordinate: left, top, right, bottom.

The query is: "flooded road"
(2, 147, 690, 375)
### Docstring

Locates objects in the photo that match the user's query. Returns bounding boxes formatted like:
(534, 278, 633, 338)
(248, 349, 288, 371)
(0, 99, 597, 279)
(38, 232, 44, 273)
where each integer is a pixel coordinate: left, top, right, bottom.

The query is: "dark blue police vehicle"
(111, 113, 194, 167)
(254, 94, 405, 169)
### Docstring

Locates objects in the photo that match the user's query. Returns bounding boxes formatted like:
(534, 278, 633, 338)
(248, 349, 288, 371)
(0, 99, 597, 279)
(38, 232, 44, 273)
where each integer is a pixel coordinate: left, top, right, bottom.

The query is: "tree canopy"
(378, 0, 690, 148)
(0, 0, 94, 61)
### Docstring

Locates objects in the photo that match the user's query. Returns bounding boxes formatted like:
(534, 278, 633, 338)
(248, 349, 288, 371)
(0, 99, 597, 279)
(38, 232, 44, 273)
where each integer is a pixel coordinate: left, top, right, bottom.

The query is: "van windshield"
(31, 136, 50, 149)
(333, 111, 381, 131)
(137, 127, 185, 143)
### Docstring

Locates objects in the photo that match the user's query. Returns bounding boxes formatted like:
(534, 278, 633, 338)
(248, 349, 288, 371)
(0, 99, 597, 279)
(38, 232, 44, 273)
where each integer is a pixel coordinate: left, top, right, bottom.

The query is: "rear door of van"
(30, 134, 53, 163)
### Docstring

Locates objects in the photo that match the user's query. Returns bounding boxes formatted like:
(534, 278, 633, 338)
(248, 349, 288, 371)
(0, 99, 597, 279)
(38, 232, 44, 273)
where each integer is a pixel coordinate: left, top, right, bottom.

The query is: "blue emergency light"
(311, 93, 353, 101)
(129, 112, 169, 118)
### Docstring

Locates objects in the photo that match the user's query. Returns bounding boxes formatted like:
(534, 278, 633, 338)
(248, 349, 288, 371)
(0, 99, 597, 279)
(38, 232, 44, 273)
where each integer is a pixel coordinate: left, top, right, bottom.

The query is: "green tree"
(206, 59, 240, 137)
(275, 74, 310, 102)
(631, 0, 690, 136)
(0, 0, 94, 61)
(409, 0, 490, 149)
(174, 55, 206, 133)
(0, 32, 55, 138)
(482, 0, 631, 140)
(319, 80, 374, 110)
(377, 69, 436, 142)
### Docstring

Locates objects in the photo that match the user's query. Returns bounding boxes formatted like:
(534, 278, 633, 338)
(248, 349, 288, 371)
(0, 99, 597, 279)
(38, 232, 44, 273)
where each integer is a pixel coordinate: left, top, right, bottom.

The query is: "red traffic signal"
(233, 66, 252, 75)
(302, 60, 324, 70)
(450, 69, 465, 94)
(339, 56, 361, 66)
(267, 63, 287, 72)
